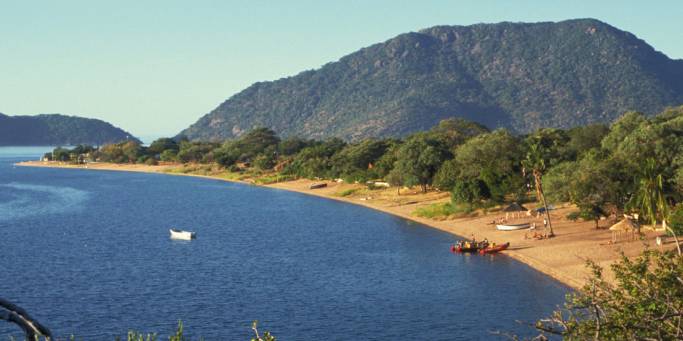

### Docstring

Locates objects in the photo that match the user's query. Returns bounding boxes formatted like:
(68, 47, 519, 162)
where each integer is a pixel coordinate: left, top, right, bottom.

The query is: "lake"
(0, 147, 567, 340)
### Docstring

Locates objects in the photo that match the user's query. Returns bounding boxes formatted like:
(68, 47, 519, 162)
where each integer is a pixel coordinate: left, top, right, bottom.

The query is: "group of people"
(455, 235, 496, 250)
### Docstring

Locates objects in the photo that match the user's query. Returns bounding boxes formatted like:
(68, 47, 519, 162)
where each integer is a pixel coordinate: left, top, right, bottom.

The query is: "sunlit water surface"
(0, 147, 567, 340)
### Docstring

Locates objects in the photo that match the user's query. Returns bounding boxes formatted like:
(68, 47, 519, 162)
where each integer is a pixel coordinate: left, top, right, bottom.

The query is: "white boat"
(170, 228, 196, 240)
(496, 222, 531, 231)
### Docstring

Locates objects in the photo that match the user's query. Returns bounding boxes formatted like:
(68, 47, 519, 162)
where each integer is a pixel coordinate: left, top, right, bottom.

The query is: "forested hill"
(179, 18, 683, 141)
(0, 113, 140, 146)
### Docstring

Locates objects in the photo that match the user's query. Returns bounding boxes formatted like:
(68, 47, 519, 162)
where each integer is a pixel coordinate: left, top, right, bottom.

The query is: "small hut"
(609, 218, 639, 243)
(503, 202, 529, 220)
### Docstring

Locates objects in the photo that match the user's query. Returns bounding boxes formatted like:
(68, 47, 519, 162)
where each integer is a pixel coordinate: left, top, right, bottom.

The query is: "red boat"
(479, 242, 510, 254)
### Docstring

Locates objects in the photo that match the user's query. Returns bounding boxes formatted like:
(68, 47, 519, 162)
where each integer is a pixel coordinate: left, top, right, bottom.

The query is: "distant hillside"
(0, 113, 140, 146)
(179, 18, 683, 141)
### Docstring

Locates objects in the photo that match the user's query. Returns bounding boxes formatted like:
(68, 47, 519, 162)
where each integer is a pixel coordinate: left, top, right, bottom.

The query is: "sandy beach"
(16, 160, 670, 289)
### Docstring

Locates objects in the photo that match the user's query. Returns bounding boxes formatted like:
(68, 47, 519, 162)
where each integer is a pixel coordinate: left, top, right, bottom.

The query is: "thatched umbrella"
(503, 202, 529, 219)
(609, 219, 639, 243)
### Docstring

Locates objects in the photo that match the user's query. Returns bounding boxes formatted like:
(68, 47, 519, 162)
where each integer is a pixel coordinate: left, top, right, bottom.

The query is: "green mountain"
(0, 113, 140, 146)
(179, 19, 683, 141)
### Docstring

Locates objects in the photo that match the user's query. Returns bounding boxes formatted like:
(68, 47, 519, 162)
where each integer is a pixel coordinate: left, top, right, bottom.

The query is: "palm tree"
(630, 158, 669, 231)
(523, 142, 554, 237)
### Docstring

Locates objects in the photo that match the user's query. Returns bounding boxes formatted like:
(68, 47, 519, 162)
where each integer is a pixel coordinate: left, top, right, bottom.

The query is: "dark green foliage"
(51, 147, 72, 162)
(426, 118, 489, 150)
(96, 141, 144, 163)
(178, 19, 683, 142)
(565, 124, 609, 160)
(160, 150, 179, 162)
(0, 113, 139, 146)
(523, 128, 571, 168)
(253, 151, 277, 170)
(282, 138, 347, 178)
(212, 128, 280, 167)
(669, 204, 683, 236)
(389, 133, 451, 192)
(230, 128, 280, 162)
(451, 179, 489, 207)
(177, 141, 219, 164)
(453, 129, 524, 202)
(570, 152, 621, 228)
(433, 159, 458, 191)
(330, 139, 390, 182)
(534, 250, 683, 340)
(541, 162, 574, 203)
(148, 138, 179, 155)
(277, 137, 312, 156)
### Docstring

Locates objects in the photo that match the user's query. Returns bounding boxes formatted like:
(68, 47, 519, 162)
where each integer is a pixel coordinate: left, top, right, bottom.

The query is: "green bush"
(337, 188, 359, 197)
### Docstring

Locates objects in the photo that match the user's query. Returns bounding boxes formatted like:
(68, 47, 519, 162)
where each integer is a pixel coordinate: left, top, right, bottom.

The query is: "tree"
(601, 111, 647, 151)
(176, 141, 217, 163)
(148, 137, 179, 155)
(330, 139, 390, 182)
(391, 134, 450, 193)
(565, 124, 609, 160)
(433, 159, 459, 191)
(451, 179, 489, 209)
(253, 147, 277, 170)
(629, 158, 670, 229)
(427, 117, 489, 149)
(522, 139, 554, 236)
(373, 140, 401, 179)
(278, 137, 311, 156)
(669, 204, 683, 236)
(281, 138, 346, 178)
(386, 168, 404, 195)
(160, 149, 178, 162)
(51, 147, 71, 162)
(568, 151, 621, 229)
(534, 250, 683, 340)
(232, 127, 281, 162)
(453, 129, 524, 202)
(543, 161, 576, 203)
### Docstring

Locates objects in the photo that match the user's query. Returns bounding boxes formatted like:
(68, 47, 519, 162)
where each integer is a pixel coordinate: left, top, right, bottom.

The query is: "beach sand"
(16, 161, 671, 289)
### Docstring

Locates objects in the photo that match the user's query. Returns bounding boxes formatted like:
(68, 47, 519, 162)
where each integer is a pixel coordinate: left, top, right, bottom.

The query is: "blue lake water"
(0, 147, 568, 340)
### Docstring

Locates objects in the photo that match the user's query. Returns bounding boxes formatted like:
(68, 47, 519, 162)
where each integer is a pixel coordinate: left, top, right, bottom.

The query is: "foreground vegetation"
(49, 106, 683, 236)
(532, 248, 683, 340)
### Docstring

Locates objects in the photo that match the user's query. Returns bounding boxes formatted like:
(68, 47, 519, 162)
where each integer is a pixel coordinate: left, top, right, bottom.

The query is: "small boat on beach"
(479, 242, 510, 254)
(170, 228, 196, 240)
(496, 222, 531, 231)
(309, 183, 327, 189)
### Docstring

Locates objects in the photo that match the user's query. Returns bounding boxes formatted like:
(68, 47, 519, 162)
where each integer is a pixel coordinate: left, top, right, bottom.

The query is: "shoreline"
(16, 161, 668, 290)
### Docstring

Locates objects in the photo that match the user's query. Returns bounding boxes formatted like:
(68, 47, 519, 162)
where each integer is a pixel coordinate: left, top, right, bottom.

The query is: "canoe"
(496, 222, 531, 231)
(170, 228, 196, 240)
(479, 242, 510, 254)
(309, 183, 327, 189)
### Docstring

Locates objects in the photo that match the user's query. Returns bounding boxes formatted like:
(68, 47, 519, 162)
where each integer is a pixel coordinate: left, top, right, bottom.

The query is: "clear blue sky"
(1, 1, 681, 139)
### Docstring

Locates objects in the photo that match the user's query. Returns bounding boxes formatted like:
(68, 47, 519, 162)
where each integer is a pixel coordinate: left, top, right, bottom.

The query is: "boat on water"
(479, 242, 510, 254)
(496, 222, 531, 231)
(169, 228, 196, 240)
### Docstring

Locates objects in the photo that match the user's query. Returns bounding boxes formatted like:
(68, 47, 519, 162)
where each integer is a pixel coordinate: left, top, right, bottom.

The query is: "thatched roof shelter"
(609, 219, 638, 231)
(502, 202, 530, 220)
(610, 218, 640, 244)
(503, 202, 528, 212)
